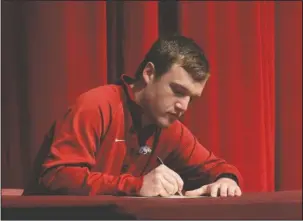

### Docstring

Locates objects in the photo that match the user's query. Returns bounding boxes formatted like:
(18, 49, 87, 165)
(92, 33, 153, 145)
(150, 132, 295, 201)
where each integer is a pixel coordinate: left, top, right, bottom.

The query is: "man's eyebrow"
(171, 82, 201, 97)
(172, 83, 189, 92)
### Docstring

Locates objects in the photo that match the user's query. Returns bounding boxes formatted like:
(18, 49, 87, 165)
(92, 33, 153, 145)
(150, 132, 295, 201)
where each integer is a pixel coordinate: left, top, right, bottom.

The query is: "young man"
(24, 35, 243, 197)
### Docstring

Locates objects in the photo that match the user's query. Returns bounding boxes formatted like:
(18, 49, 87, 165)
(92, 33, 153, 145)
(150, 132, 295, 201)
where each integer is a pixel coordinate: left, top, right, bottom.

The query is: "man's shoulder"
(161, 120, 201, 151)
(79, 84, 121, 98)
(161, 120, 187, 139)
(74, 84, 123, 109)
(162, 119, 197, 141)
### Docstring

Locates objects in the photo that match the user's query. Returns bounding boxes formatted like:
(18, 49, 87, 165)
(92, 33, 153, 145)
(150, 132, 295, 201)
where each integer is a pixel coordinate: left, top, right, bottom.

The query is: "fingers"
(159, 178, 174, 197)
(210, 184, 220, 197)
(183, 177, 243, 198)
(185, 184, 242, 198)
(219, 184, 228, 197)
(169, 170, 184, 191)
(185, 185, 208, 196)
(162, 173, 178, 194)
(139, 165, 184, 197)
(227, 186, 236, 197)
(161, 165, 184, 191)
(235, 186, 242, 196)
(157, 165, 184, 192)
(210, 184, 241, 197)
(225, 186, 241, 197)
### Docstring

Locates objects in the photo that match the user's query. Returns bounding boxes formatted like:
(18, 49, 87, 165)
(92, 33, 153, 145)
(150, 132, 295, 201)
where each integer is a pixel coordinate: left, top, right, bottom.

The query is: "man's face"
(141, 63, 207, 128)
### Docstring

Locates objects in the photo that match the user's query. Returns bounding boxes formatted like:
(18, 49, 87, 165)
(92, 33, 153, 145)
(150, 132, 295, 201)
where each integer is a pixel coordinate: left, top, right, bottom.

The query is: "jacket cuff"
(215, 173, 239, 185)
(117, 174, 144, 196)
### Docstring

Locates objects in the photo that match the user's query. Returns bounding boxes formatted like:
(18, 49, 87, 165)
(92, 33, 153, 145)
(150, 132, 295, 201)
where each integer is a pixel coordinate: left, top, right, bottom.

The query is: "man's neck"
(130, 82, 154, 128)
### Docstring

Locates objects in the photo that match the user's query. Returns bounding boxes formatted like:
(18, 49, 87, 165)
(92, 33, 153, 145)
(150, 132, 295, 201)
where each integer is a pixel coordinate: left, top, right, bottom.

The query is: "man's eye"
(174, 91, 185, 97)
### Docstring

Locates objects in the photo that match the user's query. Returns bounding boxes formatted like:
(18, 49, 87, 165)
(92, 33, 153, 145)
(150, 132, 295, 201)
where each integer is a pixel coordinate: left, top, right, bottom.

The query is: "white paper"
(122, 195, 205, 198)
(163, 195, 205, 198)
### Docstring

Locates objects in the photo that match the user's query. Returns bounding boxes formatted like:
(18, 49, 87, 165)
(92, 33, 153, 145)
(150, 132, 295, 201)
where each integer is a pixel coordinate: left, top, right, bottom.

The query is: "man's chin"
(156, 117, 175, 128)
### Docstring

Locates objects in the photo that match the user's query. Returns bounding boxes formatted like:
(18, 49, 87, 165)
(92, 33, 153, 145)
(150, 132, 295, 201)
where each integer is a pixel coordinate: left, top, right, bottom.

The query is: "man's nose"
(175, 96, 190, 112)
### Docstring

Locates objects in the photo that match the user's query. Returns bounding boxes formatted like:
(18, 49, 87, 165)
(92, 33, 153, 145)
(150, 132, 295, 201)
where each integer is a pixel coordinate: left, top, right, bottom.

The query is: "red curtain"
(275, 2, 302, 191)
(63, 2, 108, 103)
(2, 2, 108, 188)
(180, 1, 276, 192)
(179, 1, 301, 192)
(2, 1, 301, 192)
(123, 1, 158, 77)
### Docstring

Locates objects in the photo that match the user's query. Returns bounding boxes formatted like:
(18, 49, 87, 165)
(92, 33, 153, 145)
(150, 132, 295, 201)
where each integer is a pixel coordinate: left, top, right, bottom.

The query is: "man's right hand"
(138, 164, 184, 197)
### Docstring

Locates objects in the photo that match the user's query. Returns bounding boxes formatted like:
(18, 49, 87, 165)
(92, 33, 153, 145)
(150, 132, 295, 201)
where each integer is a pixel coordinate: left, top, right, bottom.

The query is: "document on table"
(163, 195, 205, 198)
(122, 195, 206, 198)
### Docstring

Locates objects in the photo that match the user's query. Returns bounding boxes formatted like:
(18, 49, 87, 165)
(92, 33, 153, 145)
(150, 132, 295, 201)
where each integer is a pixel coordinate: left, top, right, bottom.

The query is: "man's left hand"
(184, 177, 242, 197)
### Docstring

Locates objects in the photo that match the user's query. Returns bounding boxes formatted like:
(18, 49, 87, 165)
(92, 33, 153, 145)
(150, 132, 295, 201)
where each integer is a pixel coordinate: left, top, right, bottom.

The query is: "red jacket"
(25, 75, 243, 196)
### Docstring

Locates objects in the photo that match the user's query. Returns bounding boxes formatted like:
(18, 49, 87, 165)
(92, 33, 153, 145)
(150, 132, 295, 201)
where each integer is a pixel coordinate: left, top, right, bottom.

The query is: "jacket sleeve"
(166, 122, 243, 190)
(39, 93, 143, 196)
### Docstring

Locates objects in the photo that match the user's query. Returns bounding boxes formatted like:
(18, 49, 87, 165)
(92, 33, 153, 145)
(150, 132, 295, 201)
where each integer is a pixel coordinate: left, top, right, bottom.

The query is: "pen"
(157, 156, 183, 196)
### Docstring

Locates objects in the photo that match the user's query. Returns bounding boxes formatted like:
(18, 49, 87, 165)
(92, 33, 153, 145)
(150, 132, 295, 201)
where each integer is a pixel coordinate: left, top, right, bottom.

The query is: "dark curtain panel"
(106, 1, 124, 83)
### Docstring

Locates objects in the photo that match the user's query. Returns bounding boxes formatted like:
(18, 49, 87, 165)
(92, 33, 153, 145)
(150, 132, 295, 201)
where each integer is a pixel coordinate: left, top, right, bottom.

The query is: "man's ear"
(142, 62, 156, 84)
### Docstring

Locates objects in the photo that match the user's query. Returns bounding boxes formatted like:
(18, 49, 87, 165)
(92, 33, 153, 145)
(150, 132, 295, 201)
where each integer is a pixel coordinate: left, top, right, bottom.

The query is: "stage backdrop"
(2, 1, 301, 192)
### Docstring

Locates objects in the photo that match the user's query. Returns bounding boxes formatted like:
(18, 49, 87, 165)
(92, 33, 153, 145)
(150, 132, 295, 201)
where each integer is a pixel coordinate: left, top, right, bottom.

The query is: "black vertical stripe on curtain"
(1, 2, 31, 187)
(159, 1, 179, 37)
(106, 1, 124, 83)
(274, 2, 281, 191)
(16, 3, 32, 187)
(274, 21, 282, 191)
(106, 1, 180, 83)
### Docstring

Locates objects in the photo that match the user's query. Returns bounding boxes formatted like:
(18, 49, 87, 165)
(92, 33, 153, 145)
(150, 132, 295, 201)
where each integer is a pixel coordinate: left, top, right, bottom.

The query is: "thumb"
(185, 185, 208, 196)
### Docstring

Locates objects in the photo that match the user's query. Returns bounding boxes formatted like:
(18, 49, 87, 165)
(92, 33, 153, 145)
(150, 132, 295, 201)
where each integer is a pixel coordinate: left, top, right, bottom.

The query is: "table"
(1, 190, 302, 220)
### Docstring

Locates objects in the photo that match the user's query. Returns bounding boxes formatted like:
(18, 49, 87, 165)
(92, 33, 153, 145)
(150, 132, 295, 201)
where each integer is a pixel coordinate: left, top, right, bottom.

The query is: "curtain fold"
(179, 1, 276, 192)
(1, 1, 301, 192)
(275, 2, 302, 191)
(63, 2, 108, 104)
(123, 1, 158, 77)
(106, 1, 123, 83)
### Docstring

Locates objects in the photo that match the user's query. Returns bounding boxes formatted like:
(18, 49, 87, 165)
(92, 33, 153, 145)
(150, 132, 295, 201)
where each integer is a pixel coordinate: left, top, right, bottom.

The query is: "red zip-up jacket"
(24, 75, 243, 196)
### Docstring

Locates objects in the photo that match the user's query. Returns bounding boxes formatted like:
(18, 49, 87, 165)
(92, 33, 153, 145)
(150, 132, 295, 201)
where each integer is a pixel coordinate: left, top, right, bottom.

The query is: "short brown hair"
(135, 35, 210, 81)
